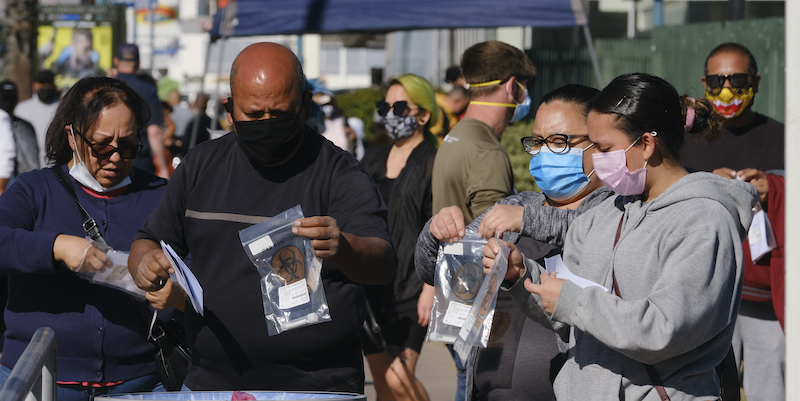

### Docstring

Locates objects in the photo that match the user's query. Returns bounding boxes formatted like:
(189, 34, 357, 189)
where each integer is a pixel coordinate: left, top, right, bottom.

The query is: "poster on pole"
(38, 5, 126, 89)
(129, 0, 181, 73)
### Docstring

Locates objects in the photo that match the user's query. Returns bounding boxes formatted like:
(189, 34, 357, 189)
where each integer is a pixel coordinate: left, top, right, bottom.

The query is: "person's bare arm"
(147, 124, 169, 179)
(0, 178, 7, 197)
(292, 216, 394, 285)
(162, 114, 176, 147)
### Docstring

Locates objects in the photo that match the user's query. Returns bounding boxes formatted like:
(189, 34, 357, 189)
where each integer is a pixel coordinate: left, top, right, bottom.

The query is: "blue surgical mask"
(509, 87, 531, 123)
(528, 145, 594, 202)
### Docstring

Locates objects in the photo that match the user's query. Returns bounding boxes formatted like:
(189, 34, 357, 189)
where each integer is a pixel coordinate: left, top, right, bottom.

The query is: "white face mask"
(68, 126, 131, 193)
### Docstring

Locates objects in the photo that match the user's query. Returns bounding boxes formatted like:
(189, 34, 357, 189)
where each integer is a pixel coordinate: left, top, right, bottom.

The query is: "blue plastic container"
(95, 391, 366, 401)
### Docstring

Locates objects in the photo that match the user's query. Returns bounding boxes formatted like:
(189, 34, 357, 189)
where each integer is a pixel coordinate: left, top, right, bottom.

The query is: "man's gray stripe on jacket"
(185, 210, 269, 225)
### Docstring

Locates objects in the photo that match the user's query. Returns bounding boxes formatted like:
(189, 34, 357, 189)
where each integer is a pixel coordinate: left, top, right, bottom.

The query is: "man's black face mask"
(37, 87, 60, 104)
(228, 97, 305, 167)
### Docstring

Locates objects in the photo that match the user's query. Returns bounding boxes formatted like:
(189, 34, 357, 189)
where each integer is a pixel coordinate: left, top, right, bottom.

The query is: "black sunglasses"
(376, 100, 415, 117)
(74, 128, 142, 160)
(705, 74, 752, 90)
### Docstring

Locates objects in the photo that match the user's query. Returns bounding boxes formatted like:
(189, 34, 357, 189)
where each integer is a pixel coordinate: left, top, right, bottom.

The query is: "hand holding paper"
(160, 241, 204, 316)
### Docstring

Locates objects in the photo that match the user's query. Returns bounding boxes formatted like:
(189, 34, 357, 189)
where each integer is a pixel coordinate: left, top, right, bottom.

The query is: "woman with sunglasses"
(0, 77, 184, 400)
(415, 84, 615, 401)
(359, 74, 439, 401)
(487, 73, 758, 400)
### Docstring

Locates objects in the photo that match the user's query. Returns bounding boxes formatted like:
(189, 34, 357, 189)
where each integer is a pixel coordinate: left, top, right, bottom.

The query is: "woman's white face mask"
(68, 126, 132, 193)
(66, 104, 138, 192)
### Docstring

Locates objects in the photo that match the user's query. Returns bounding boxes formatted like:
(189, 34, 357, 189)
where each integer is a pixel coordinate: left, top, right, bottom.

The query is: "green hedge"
(335, 87, 385, 140)
(501, 119, 540, 194)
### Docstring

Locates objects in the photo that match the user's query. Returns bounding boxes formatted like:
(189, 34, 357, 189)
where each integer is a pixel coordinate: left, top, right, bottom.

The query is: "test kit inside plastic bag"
(427, 229, 487, 344)
(239, 205, 330, 336)
(74, 238, 147, 299)
(453, 240, 509, 361)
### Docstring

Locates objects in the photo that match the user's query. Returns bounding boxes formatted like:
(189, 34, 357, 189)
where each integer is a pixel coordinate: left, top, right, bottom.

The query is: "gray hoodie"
(509, 172, 758, 400)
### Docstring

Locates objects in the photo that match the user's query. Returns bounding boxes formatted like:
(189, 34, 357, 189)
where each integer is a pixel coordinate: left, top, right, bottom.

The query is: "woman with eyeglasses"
(359, 74, 439, 401)
(0, 77, 184, 400)
(415, 84, 615, 401)
(486, 73, 758, 400)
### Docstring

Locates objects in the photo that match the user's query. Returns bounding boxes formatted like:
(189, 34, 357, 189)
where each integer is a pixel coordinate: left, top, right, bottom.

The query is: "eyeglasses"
(520, 134, 591, 156)
(705, 74, 753, 94)
(74, 128, 142, 160)
(376, 100, 417, 117)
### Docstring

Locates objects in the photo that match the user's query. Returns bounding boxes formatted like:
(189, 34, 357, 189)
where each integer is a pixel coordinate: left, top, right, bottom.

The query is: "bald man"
(129, 43, 394, 392)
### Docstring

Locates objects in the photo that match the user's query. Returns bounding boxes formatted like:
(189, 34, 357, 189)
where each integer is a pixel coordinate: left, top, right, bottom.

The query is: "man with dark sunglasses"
(681, 42, 785, 401)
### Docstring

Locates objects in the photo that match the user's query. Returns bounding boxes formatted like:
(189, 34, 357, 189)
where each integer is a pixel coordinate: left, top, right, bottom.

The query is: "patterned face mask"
(384, 114, 419, 142)
(705, 87, 754, 119)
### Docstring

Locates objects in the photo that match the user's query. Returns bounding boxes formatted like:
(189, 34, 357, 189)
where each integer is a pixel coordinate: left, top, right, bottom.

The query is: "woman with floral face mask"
(415, 84, 616, 401)
(487, 73, 759, 400)
(359, 74, 439, 401)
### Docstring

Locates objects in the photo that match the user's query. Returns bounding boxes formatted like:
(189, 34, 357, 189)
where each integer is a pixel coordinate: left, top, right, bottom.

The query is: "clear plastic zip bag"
(73, 238, 147, 299)
(426, 229, 487, 344)
(239, 205, 330, 336)
(453, 240, 509, 361)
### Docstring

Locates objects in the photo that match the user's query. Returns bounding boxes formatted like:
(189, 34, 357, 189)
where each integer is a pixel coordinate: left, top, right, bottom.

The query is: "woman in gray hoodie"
(488, 73, 759, 400)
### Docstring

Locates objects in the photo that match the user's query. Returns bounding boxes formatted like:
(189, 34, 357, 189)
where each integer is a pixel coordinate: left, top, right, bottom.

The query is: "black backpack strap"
(51, 166, 107, 246)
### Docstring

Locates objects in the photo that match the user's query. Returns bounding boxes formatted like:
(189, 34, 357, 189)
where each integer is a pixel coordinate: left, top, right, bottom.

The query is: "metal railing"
(0, 327, 57, 401)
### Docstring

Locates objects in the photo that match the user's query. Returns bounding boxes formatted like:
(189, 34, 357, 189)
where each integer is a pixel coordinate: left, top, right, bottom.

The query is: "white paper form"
(748, 206, 776, 262)
(160, 240, 204, 316)
(544, 254, 609, 292)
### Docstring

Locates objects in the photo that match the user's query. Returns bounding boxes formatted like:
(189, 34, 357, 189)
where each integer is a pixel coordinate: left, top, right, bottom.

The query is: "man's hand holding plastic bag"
(292, 216, 342, 259)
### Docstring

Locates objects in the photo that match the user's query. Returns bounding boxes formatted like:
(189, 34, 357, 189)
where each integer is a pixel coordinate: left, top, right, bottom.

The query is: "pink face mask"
(591, 135, 649, 196)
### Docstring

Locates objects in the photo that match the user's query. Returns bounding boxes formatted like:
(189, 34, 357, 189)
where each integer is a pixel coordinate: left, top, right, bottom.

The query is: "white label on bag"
(459, 313, 477, 340)
(443, 243, 464, 255)
(278, 279, 310, 309)
(249, 235, 274, 255)
(105, 264, 129, 281)
(443, 301, 472, 327)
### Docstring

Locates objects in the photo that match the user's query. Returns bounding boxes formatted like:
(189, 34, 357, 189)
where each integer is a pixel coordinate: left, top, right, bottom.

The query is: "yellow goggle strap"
(469, 101, 516, 108)
(468, 80, 524, 108)
(468, 80, 527, 90)
(468, 79, 503, 88)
